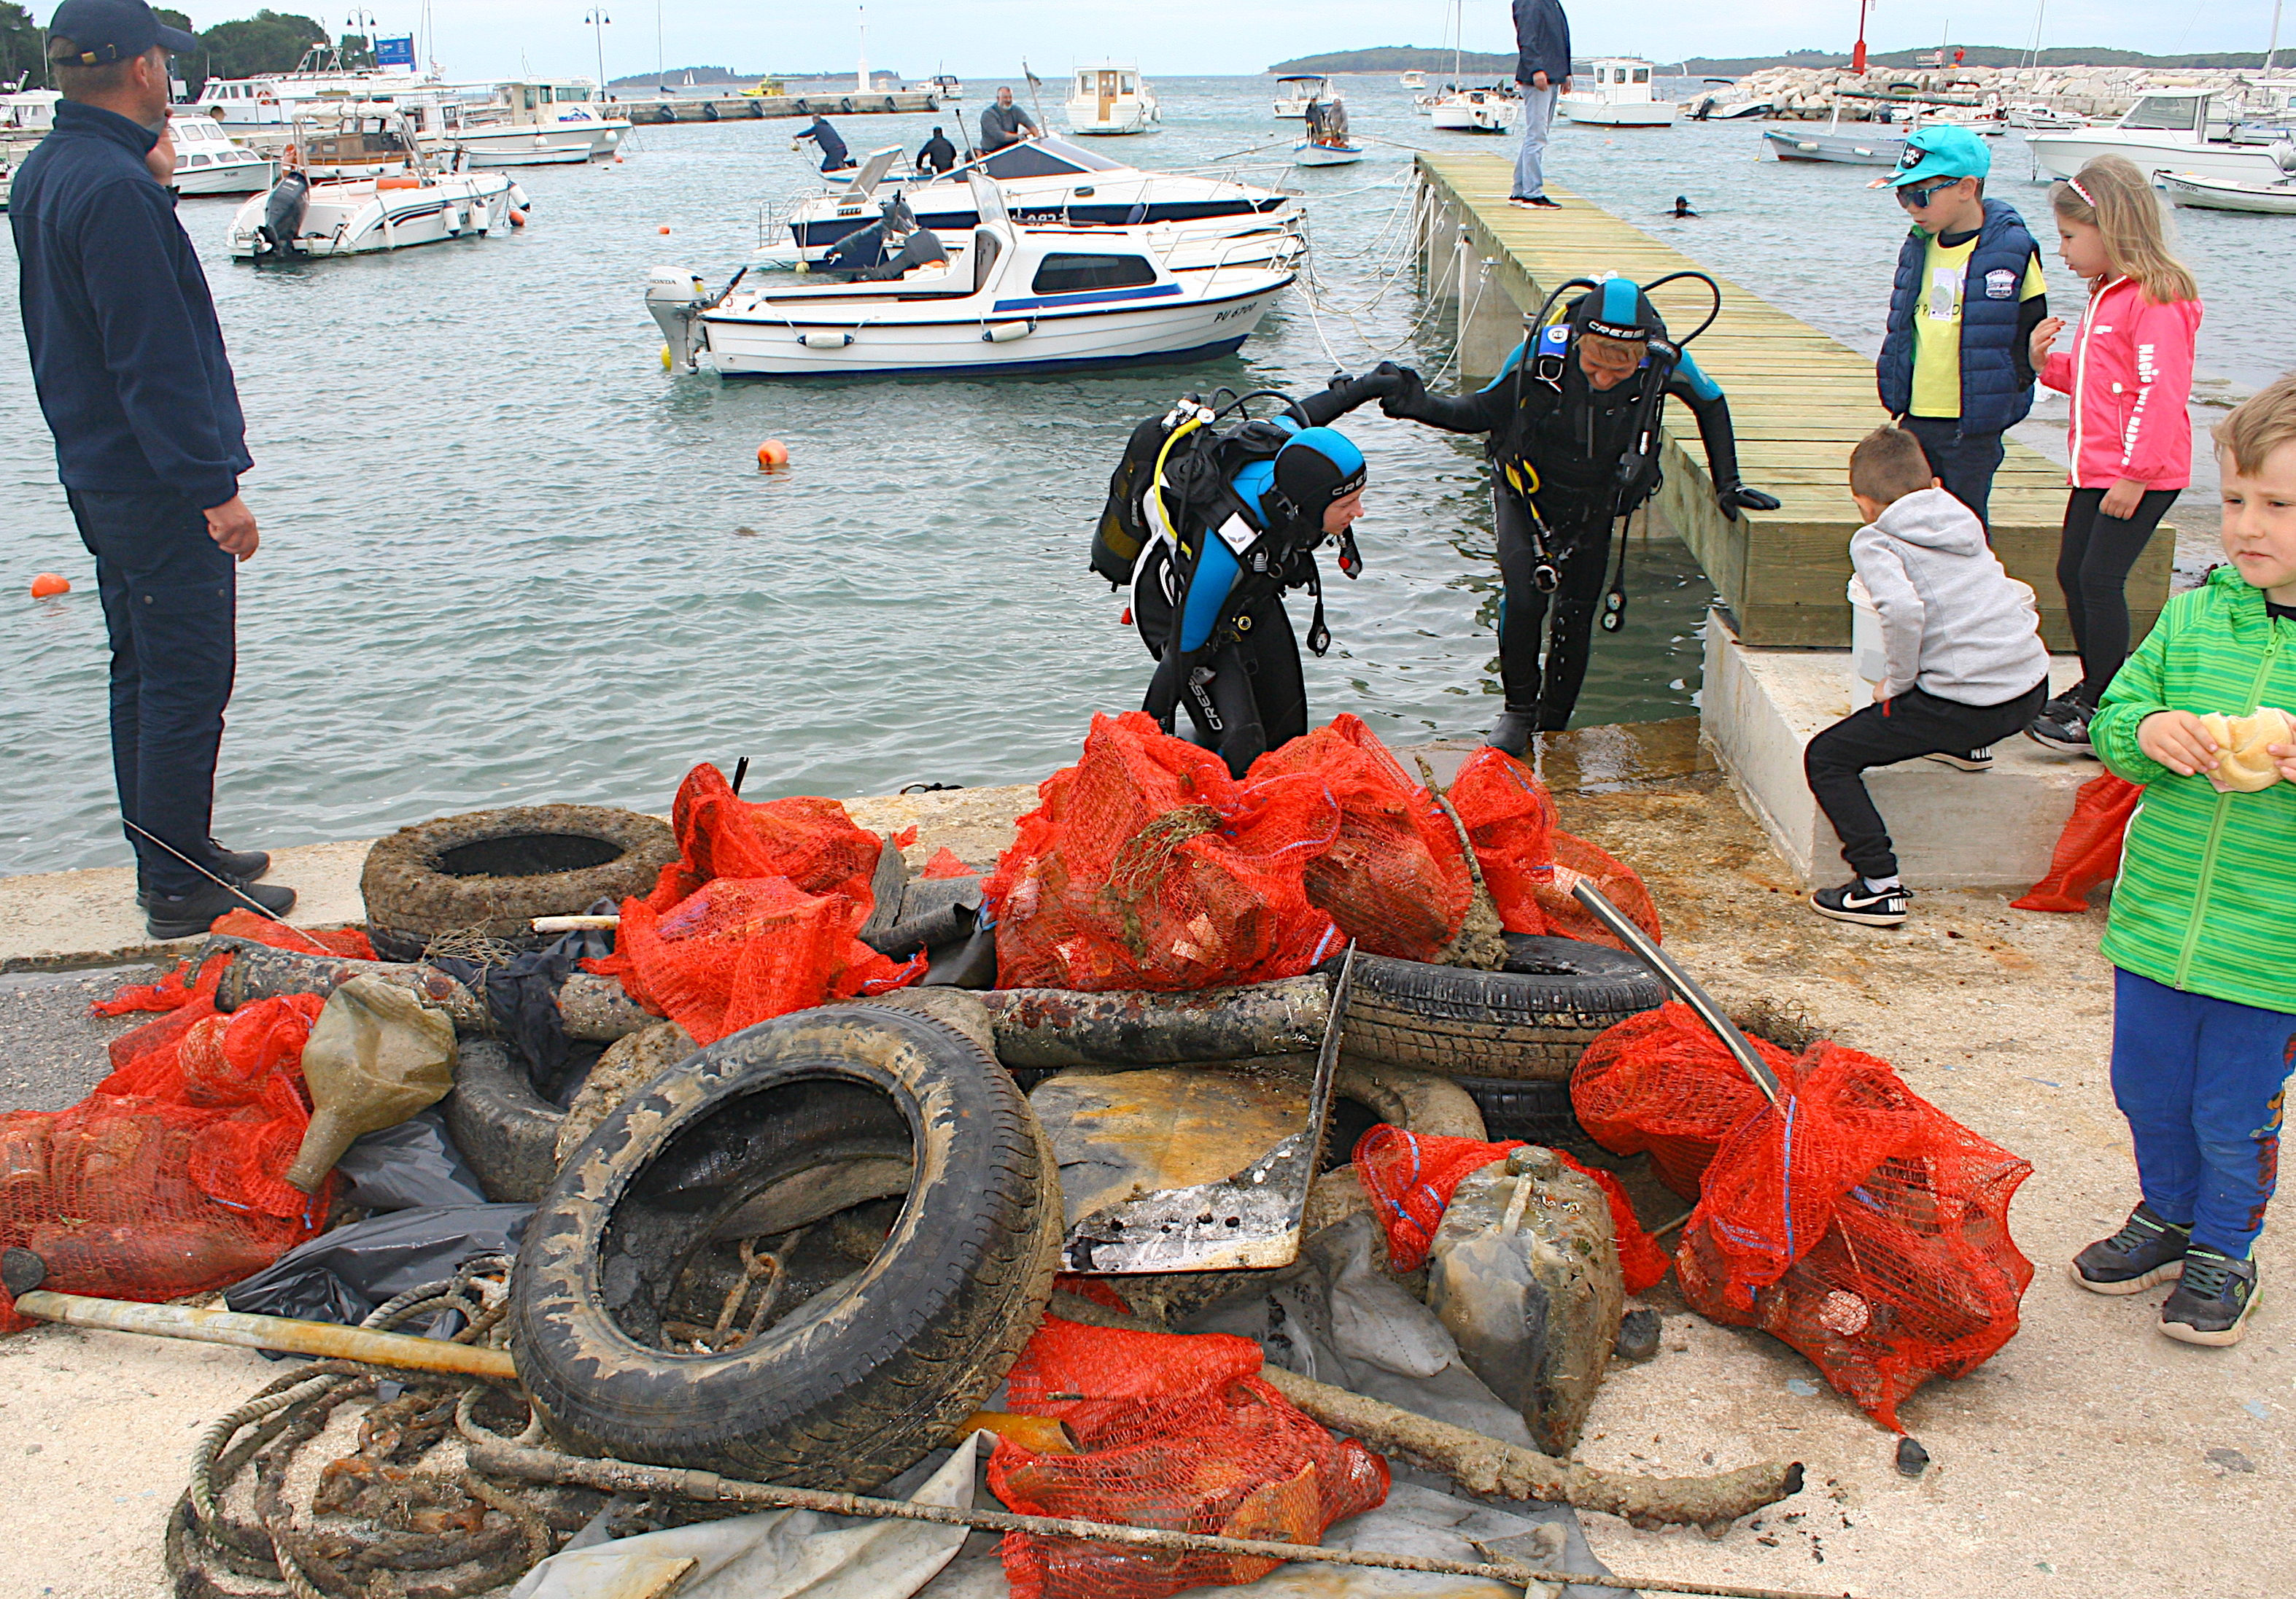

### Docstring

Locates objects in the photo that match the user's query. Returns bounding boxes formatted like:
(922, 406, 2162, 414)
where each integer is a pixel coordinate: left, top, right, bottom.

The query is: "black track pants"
(1494, 487, 1610, 732)
(1804, 680, 2049, 881)
(2056, 486, 2180, 705)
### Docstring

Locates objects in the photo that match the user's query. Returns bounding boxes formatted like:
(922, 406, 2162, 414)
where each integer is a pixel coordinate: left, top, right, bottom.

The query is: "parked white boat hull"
(226, 171, 523, 258)
(174, 155, 279, 195)
(2027, 128, 2294, 185)
(456, 119, 624, 166)
(1764, 126, 1904, 165)
(1293, 140, 1365, 166)
(751, 217, 1305, 275)
(2159, 171, 2296, 214)
(1559, 99, 1677, 127)
(1430, 95, 1519, 133)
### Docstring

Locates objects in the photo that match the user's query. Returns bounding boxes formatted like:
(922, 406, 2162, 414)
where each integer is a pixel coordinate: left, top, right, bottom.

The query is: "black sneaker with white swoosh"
(1810, 878, 1910, 926)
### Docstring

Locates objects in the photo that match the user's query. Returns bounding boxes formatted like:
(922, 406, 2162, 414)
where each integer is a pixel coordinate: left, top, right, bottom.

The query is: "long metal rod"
(10, 1290, 519, 1379)
(467, 1442, 1866, 1599)
(1569, 880, 1780, 1102)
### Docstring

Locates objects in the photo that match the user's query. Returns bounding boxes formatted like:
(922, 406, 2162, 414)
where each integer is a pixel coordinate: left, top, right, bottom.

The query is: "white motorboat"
(1429, 86, 1521, 134)
(1295, 97, 1364, 165)
(652, 175, 1294, 379)
(197, 44, 446, 136)
(1273, 76, 1331, 118)
(226, 104, 524, 259)
(765, 136, 1299, 266)
(453, 80, 628, 165)
(0, 88, 57, 155)
(2004, 101, 2090, 132)
(1066, 63, 1159, 136)
(2028, 90, 2296, 185)
(2159, 169, 2296, 214)
(914, 73, 963, 101)
(1400, 71, 1427, 90)
(168, 112, 275, 195)
(1559, 58, 1678, 128)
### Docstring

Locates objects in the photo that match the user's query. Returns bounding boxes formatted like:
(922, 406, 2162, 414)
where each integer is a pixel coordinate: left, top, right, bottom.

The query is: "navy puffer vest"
(1877, 197, 2039, 435)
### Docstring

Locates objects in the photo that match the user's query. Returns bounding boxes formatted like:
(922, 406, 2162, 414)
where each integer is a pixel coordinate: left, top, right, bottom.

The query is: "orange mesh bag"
(988, 1316, 1389, 1599)
(1672, 1043, 2033, 1430)
(1571, 1004, 1785, 1199)
(646, 763, 883, 912)
(0, 993, 331, 1336)
(983, 713, 1343, 992)
(2012, 773, 2144, 913)
(1349, 1124, 1669, 1291)
(1533, 829, 1662, 948)
(1446, 746, 1558, 935)
(1244, 716, 1471, 961)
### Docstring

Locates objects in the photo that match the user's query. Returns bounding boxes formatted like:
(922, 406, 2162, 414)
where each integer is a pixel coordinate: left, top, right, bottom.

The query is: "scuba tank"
(1088, 392, 1295, 589)
(255, 170, 310, 258)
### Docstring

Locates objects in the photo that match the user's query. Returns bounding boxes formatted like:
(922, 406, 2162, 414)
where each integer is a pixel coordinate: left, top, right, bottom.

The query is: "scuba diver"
(1099, 370, 1405, 777)
(916, 126, 958, 175)
(1381, 274, 1779, 751)
(794, 115, 854, 174)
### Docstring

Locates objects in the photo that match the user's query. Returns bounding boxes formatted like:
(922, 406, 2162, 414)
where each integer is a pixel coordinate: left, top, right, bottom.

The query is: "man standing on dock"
(1510, 0, 1570, 209)
(980, 85, 1039, 153)
(10, 0, 294, 939)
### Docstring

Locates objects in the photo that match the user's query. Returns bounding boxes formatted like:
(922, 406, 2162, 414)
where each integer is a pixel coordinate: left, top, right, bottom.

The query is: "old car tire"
(1341, 934, 1664, 1082)
(510, 1005, 1063, 1490)
(360, 804, 678, 961)
(441, 1039, 563, 1202)
(1446, 1075, 1586, 1147)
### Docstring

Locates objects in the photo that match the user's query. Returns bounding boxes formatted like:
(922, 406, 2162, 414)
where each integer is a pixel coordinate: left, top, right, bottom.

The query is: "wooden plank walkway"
(1413, 152, 2168, 651)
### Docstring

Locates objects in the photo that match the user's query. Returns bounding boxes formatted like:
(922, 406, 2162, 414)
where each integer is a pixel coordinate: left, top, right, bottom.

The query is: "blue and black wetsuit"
(1132, 376, 1392, 776)
(1384, 284, 1762, 732)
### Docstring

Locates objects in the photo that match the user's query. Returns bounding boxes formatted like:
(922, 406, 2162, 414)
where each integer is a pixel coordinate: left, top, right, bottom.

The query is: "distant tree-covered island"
(1268, 47, 1516, 76)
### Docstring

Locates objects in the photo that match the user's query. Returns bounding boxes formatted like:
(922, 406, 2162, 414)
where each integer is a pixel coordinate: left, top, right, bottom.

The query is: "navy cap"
(47, 0, 201, 63)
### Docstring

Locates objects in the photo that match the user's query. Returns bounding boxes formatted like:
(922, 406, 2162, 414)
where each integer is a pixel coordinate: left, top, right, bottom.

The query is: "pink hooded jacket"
(2041, 276, 2202, 491)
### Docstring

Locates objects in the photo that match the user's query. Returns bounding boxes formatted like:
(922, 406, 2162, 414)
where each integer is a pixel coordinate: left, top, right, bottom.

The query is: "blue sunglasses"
(1896, 177, 1965, 209)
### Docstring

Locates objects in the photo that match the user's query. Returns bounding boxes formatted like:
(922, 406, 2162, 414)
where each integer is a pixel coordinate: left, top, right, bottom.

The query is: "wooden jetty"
(611, 90, 939, 125)
(1412, 151, 2168, 650)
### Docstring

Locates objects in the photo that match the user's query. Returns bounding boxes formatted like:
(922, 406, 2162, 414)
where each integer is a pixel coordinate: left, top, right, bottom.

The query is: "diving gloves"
(1717, 481, 1781, 520)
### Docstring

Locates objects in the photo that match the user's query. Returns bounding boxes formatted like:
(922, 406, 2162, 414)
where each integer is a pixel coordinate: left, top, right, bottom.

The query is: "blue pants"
(1900, 417, 2006, 533)
(1511, 85, 1558, 200)
(2110, 967, 2296, 1258)
(69, 487, 238, 897)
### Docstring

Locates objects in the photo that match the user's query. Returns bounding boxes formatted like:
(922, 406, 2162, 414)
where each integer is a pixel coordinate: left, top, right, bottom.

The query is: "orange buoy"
(508, 209, 528, 227)
(756, 438, 790, 470)
(658, 223, 671, 234)
(29, 572, 69, 598)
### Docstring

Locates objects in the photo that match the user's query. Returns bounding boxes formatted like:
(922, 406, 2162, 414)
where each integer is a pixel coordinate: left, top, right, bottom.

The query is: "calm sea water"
(1, 77, 2284, 876)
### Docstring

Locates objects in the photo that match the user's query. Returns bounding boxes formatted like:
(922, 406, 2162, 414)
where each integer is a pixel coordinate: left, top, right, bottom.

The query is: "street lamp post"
(344, 7, 378, 67)
(584, 9, 611, 90)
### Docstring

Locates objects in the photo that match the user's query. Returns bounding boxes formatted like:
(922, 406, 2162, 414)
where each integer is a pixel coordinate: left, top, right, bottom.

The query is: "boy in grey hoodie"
(1806, 425, 2052, 925)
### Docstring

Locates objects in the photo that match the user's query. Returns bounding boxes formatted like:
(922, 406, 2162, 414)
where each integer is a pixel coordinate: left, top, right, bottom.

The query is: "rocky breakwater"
(1718, 63, 2262, 121)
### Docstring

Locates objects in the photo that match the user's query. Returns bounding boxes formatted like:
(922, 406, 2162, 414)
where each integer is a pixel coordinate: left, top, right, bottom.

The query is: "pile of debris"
(0, 712, 2039, 1598)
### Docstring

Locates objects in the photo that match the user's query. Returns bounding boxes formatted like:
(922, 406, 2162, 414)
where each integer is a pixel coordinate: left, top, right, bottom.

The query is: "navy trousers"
(68, 487, 237, 896)
(1900, 416, 2007, 533)
(2111, 968, 2296, 1258)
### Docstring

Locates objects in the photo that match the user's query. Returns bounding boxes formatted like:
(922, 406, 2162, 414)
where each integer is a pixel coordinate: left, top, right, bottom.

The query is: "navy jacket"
(9, 100, 250, 510)
(1513, 0, 1571, 85)
(1876, 197, 2043, 436)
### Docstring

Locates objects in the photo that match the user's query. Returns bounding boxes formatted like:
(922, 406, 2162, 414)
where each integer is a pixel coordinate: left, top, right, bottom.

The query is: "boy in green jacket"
(2069, 376, 2296, 1346)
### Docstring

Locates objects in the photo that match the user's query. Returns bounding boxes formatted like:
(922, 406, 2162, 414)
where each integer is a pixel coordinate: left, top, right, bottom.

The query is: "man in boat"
(1127, 370, 1408, 777)
(9, 0, 295, 937)
(1381, 279, 1780, 749)
(1305, 97, 1351, 149)
(1510, 0, 1570, 209)
(794, 114, 854, 174)
(979, 86, 1039, 153)
(916, 125, 958, 175)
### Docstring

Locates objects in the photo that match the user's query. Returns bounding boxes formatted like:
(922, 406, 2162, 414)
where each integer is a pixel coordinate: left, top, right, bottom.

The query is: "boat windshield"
(980, 134, 1123, 179)
(2120, 94, 2206, 132)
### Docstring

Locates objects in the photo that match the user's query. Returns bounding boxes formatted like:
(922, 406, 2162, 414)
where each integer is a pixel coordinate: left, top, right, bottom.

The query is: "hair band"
(2068, 177, 2096, 207)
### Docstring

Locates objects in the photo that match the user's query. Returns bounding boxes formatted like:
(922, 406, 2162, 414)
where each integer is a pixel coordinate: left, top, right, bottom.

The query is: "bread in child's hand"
(2196, 707, 2295, 793)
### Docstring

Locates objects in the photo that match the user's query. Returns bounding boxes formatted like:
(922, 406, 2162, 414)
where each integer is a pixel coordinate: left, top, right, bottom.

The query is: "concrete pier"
(612, 90, 939, 125)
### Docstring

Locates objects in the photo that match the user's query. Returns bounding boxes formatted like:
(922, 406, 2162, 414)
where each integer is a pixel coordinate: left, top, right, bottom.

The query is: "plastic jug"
(286, 975, 458, 1192)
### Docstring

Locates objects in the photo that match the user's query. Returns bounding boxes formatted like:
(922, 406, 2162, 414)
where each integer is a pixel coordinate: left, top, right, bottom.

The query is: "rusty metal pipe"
(9, 1290, 519, 1379)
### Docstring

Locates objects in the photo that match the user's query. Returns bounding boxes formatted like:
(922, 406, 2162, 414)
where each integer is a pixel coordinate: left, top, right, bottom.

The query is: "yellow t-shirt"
(1909, 233, 2047, 419)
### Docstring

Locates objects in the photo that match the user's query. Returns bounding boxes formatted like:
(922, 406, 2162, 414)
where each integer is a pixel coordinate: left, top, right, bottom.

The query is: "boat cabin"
(1581, 58, 1659, 102)
(2114, 90, 2234, 139)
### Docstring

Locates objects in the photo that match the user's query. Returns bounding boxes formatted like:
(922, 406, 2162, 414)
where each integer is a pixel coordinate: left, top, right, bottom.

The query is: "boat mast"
(2269, 0, 2284, 73)
(857, 4, 867, 94)
(1451, 0, 1461, 90)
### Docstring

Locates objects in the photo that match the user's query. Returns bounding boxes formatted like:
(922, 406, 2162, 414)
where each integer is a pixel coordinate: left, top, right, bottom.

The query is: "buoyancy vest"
(1877, 197, 2039, 435)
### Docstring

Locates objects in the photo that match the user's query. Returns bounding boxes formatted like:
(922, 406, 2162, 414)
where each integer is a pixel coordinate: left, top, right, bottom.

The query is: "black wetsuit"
(917, 131, 958, 174)
(797, 117, 852, 172)
(847, 228, 949, 282)
(1386, 334, 1751, 730)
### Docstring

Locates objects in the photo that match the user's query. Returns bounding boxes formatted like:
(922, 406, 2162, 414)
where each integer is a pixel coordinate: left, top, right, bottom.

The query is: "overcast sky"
(179, 1, 2290, 85)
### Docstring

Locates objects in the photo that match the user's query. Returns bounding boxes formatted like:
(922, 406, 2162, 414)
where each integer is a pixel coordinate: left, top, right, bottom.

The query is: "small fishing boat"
(1273, 75, 1330, 118)
(915, 72, 963, 102)
(453, 80, 628, 166)
(1763, 107, 1904, 166)
(1559, 58, 1678, 128)
(1295, 98, 1365, 166)
(168, 111, 276, 195)
(1429, 85, 1520, 134)
(1066, 63, 1159, 136)
(2004, 101, 2089, 131)
(226, 104, 524, 259)
(2159, 169, 2296, 214)
(652, 174, 1294, 379)
(1400, 70, 1427, 90)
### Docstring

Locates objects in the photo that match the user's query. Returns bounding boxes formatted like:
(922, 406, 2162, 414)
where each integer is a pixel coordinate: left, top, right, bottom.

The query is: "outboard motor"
(253, 169, 310, 258)
(645, 266, 711, 371)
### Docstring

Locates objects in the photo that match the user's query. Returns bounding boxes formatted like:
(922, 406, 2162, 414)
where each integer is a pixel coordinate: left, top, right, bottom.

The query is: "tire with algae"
(1342, 934, 1664, 1083)
(509, 1004, 1063, 1490)
(359, 804, 677, 961)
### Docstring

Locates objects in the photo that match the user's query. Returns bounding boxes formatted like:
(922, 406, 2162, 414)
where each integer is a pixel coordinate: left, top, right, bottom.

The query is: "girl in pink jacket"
(2025, 155, 2203, 754)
